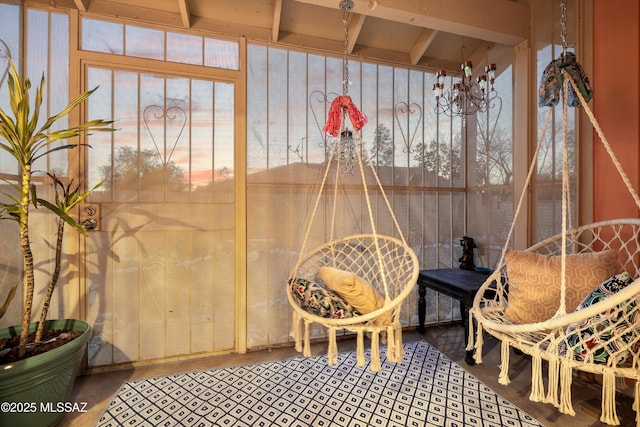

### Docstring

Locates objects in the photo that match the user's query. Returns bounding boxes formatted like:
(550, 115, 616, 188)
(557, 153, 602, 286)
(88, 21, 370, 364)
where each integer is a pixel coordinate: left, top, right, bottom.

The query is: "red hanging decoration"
(323, 95, 368, 137)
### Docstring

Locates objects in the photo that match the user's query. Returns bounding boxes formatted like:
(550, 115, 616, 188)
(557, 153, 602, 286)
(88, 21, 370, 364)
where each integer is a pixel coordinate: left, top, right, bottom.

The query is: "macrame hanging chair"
(470, 5, 640, 425)
(286, 0, 419, 372)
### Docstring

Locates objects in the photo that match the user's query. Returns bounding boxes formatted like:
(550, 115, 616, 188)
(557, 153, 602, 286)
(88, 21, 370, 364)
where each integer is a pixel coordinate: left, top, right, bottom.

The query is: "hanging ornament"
(339, 130, 356, 175)
(538, 0, 592, 108)
(323, 0, 367, 175)
(323, 95, 368, 137)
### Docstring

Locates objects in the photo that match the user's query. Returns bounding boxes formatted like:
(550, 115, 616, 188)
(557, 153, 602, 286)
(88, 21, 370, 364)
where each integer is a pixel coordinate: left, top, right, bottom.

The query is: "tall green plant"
(0, 59, 112, 359)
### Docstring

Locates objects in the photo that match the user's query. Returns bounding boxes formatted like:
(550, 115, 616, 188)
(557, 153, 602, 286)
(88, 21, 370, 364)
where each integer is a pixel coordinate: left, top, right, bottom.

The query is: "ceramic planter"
(0, 319, 90, 427)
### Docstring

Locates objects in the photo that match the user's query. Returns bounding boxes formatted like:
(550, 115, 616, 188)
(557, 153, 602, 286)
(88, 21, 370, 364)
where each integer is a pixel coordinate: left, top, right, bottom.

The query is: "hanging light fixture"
(322, 0, 367, 175)
(433, 60, 500, 117)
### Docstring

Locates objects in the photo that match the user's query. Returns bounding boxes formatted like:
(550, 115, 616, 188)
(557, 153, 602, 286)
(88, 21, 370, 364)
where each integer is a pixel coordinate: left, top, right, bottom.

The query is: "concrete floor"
(60, 325, 637, 427)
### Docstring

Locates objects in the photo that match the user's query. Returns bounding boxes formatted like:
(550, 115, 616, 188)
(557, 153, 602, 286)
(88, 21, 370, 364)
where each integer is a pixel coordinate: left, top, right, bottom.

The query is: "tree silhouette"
(536, 128, 576, 181)
(413, 138, 463, 183)
(99, 146, 187, 192)
(475, 127, 513, 186)
(370, 124, 394, 166)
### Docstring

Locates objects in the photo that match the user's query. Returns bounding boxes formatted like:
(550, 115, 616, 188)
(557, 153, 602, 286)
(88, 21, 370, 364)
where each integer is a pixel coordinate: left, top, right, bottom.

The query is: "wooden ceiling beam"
(272, 0, 283, 42)
(347, 13, 366, 54)
(293, 0, 529, 46)
(62, 0, 185, 28)
(73, 0, 89, 12)
(279, 31, 409, 63)
(177, 0, 191, 28)
(410, 28, 437, 66)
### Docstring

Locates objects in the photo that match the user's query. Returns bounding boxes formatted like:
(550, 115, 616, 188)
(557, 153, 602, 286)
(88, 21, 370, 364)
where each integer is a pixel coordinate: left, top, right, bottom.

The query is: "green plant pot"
(0, 319, 91, 427)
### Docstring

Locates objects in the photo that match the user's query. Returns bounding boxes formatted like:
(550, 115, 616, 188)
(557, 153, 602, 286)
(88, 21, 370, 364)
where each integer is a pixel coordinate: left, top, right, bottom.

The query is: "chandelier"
(433, 61, 499, 117)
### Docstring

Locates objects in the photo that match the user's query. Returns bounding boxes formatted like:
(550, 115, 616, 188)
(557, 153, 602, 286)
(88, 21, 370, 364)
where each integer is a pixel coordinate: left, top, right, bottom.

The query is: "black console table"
(416, 268, 492, 364)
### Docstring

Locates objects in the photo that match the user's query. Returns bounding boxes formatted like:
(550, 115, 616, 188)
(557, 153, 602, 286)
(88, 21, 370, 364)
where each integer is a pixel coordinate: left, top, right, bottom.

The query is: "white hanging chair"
(288, 231, 418, 371)
(470, 58, 640, 425)
(286, 1, 418, 372)
(286, 109, 419, 371)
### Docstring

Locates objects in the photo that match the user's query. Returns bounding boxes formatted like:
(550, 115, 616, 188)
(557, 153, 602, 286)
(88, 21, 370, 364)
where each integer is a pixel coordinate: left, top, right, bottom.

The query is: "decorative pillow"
(317, 267, 384, 314)
(565, 271, 636, 365)
(504, 249, 620, 324)
(289, 277, 361, 319)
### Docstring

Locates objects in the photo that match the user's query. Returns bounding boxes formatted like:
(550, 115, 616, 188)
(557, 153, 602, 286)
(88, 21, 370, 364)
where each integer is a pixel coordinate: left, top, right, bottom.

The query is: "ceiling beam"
(293, 0, 530, 46)
(59, 0, 184, 28)
(347, 14, 366, 54)
(410, 28, 437, 66)
(73, 0, 89, 12)
(279, 31, 413, 64)
(177, 0, 191, 28)
(272, 0, 283, 42)
(457, 40, 495, 75)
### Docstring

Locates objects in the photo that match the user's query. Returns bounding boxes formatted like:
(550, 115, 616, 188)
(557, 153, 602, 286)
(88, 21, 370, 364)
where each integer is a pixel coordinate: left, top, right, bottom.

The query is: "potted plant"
(0, 59, 112, 427)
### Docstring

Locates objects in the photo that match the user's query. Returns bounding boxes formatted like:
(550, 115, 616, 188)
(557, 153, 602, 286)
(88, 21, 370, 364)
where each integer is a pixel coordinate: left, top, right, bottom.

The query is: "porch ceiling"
(33, 0, 531, 72)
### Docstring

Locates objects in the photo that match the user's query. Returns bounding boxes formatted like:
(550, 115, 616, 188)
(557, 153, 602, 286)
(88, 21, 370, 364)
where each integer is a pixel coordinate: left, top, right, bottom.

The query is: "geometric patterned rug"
(95, 340, 544, 427)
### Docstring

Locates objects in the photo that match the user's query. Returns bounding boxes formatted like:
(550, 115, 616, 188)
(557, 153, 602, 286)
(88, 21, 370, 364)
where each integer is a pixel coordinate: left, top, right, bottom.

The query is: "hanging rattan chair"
(286, 124, 419, 371)
(286, 1, 418, 372)
(470, 56, 640, 426)
(288, 231, 419, 371)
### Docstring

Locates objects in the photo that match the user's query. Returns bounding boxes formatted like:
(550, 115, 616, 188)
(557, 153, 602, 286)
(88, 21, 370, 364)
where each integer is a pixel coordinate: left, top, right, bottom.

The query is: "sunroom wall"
(0, 0, 595, 366)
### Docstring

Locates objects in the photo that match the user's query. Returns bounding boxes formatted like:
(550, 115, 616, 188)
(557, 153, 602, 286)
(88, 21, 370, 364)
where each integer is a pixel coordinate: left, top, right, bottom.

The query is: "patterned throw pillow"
(504, 249, 620, 324)
(565, 271, 637, 365)
(289, 277, 361, 319)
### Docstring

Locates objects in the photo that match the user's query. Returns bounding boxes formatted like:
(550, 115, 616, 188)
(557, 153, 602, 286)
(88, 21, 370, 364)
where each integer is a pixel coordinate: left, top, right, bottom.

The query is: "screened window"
(466, 46, 515, 263)
(86, 68, 235, 203)
(0, 3, 19, 104)
(532, 1, 578, 242)
(245, 44, 514, 347)
(0, 1, 21, 327)
(81, 18, 239, 70)
(246, 44, 512, 265)
(0, 8, 69, 176)
(0, 6, 71, 328)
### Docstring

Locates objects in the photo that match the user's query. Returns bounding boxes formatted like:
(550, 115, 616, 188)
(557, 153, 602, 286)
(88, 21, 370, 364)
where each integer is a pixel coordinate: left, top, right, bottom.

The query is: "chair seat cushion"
(289, 277, 361, 319)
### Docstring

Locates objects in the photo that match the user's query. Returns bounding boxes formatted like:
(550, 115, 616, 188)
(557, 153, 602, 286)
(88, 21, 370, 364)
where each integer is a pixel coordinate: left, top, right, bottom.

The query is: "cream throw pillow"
(504, 249, 620, 324)
(317, 267, 389, 324)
